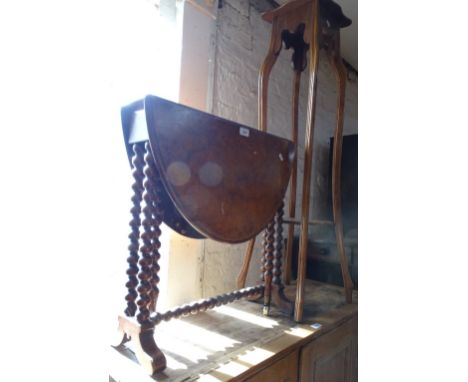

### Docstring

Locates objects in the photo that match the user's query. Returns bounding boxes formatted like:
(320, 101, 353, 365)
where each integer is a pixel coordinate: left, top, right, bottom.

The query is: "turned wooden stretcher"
(115, 95, 295, 374)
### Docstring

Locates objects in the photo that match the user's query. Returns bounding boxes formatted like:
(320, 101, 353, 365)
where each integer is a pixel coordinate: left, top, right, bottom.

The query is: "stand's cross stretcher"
(236, 0, 355, 323)
(114, 95, 296, 374)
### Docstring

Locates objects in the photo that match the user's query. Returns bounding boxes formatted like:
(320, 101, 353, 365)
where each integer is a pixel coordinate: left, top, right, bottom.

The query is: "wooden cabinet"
(242, 316, 357, 382)
(245, 350, 298, 382)
(299, 317, 357, 382)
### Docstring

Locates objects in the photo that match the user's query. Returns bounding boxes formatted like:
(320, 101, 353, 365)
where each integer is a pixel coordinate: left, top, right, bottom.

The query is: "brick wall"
(202, 0, 358, 297)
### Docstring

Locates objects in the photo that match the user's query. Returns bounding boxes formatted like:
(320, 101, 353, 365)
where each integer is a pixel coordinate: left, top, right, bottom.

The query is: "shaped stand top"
(122, 95, 295, 243)
(262, 0, 351, 30)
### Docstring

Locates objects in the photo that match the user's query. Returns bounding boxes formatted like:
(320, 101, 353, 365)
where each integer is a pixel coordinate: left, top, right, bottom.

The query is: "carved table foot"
(114, 314, 167, 375)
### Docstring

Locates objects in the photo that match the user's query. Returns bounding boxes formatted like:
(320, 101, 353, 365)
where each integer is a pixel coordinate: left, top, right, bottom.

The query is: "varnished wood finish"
(122, 101, 206, 240)
(263, 0, 351, 30)
(117, 96, 295, 373)
(144, 95, 295, 243)
(262, 0, 311, 23)
(114, 144, 287, 373)
(299, 316, 357, 382)
(327, 30, 354, 303)
(115, 143, 168, 375)
(262, 220, 275, 315)
(255, 0, 354, 321)
(237, 11, 284, 289)
(258, 18, 282, 134)
(273, 203, 285, 288)
(236, 238, 256, 289)
(261, 0, 316, 49)
(285, 69, 302, 285)
(271, 203, 294, 315)
(124, 143, 145, 317)
(238, 239, 256, 289)
(295, 0, 320, 323)
(136, 143, 160, 324)
(245, 350, 299, 382)
(251, 204, 294, 317)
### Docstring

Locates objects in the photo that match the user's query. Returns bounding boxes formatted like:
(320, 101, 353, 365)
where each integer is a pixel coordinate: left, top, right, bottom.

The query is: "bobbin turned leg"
(262, 219, 275, 315)
(113, 143, 145, 347)
(114, 143, 166, 374)
(133, 143, 166, 373)
(271, 203, 294, 315)
(328, 30, 354, 303)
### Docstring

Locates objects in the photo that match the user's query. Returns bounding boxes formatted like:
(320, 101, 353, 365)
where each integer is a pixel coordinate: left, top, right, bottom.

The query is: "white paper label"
(239, 127, 250, 137)
(310, 323, 322, 330)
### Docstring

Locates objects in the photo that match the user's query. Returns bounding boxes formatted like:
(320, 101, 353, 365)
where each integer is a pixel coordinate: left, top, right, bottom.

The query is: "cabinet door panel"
(246, 350, 298, 382)
(300, 317, 357, 382)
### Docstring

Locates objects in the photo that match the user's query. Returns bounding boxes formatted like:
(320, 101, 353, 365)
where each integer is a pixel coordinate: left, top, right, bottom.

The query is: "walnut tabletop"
(109, 280, 358, 382)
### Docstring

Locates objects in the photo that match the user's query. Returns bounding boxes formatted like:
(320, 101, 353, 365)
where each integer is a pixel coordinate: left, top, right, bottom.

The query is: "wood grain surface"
(144, 95, 295, 243)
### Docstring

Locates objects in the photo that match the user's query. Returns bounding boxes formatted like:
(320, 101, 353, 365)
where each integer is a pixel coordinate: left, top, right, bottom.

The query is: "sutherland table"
(109, 281, 357, 382)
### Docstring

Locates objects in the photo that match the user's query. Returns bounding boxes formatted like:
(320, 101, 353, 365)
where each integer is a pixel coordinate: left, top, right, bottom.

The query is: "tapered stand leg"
(294, 0, 320, 323)
(237, 238, 256, 289)
(237, 19, 282, 291)
(284, 70, 302, 285)
(328, 30, 354, 303)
